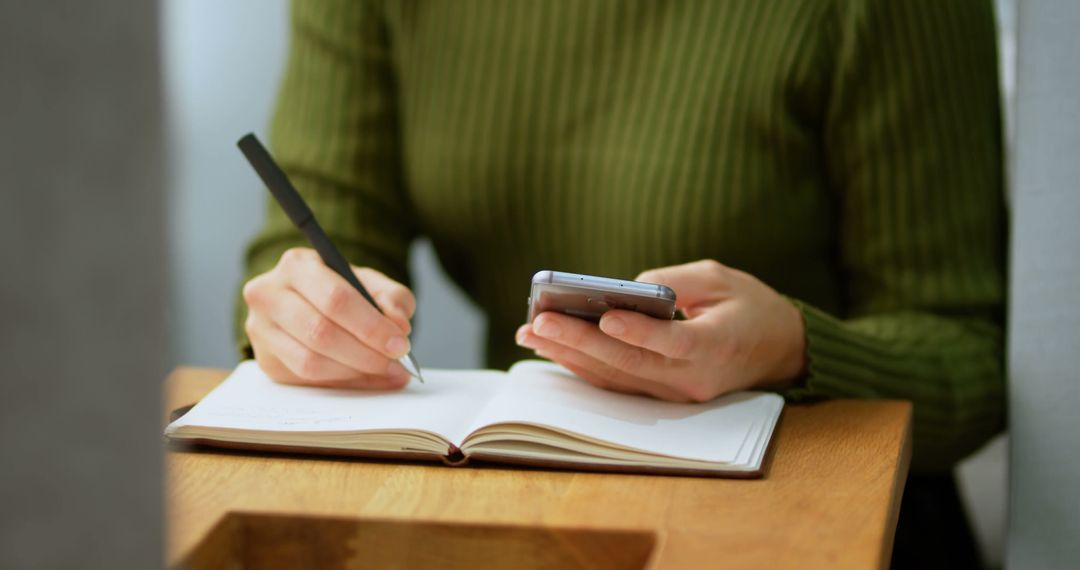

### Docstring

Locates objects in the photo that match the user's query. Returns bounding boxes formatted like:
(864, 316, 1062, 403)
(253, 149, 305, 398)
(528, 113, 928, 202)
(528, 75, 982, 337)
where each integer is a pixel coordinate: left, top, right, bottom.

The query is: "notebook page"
(166, 361, 506, 445)
(467, 361, 783, 463)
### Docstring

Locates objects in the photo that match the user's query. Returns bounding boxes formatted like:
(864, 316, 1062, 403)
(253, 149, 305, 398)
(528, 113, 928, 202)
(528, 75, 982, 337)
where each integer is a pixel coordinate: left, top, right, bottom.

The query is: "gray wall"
(1006, 1, 1080, 567)
(163, 0, 287, 368)
(0, 2, 164, 569)
(164, 0, 483, 372)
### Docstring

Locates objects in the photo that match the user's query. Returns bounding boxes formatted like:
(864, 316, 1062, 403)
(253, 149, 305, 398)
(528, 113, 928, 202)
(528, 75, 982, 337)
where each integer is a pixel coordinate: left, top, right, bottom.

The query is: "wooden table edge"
(164, 366, 913, 569)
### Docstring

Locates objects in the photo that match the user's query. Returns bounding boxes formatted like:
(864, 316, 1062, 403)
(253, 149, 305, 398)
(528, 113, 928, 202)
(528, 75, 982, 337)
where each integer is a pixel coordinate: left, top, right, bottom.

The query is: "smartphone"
(527, 270, 677, 324)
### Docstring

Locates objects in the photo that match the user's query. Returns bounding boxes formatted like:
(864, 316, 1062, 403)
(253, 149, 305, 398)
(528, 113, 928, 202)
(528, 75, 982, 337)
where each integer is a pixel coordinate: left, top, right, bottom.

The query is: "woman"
(240, 1, 1004, 566)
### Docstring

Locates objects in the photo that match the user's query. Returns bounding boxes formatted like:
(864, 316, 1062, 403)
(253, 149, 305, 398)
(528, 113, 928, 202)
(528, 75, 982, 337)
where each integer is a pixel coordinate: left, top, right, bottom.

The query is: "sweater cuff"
(781, 298, 878, 403)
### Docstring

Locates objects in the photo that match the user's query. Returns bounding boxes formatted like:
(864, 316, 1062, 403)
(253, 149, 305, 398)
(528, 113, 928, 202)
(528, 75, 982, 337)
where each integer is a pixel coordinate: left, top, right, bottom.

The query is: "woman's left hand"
(516, 260, 807, 402)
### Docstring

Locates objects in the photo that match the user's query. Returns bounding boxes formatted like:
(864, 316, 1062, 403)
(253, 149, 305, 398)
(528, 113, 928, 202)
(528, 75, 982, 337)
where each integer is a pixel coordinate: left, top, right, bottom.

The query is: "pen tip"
(401, 353, 425, 383)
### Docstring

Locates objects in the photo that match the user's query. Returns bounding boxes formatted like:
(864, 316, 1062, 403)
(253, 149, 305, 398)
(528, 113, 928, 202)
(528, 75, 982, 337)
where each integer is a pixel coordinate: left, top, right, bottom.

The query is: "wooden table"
(166, 367, 912, 569)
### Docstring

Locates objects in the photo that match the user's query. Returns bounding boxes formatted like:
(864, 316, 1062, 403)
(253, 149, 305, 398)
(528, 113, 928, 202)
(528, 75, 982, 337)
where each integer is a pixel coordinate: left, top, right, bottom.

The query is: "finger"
(247, 312, 369, 381)
(262, 287, 409, 377)
(252, 346, 374, 390)
(599, 309, 699, 360)
(541, 357, 650, 397)
(264, 352, 409, 389)
(636, 259, 734, 307)
(248, 313, 409, 388)
(536, 341, 693, 402)
(252, 350, 299, 384)
(518, 325, 692, 402)
(354, 267, 416, 324)
(530, 312, 673, 379)
(279, 250, 412, 360)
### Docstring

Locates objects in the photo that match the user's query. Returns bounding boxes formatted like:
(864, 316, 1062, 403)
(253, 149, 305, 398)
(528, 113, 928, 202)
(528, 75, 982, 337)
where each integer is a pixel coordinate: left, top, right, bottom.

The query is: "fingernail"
(534, 319, 561, 339)
(386, 361, 410, 382)
(385, 336, 410, 357)
(515, 325, 529, 345)
(601, 316, 626, 336)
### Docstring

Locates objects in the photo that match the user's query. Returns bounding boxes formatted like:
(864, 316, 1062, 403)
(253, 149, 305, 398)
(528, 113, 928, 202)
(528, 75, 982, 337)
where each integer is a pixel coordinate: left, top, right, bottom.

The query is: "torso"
(381, 1, 841, 367)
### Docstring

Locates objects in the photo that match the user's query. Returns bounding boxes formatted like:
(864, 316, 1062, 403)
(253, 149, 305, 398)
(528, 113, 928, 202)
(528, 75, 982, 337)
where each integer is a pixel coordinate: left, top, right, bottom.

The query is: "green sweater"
(241, 0, 1005, 472)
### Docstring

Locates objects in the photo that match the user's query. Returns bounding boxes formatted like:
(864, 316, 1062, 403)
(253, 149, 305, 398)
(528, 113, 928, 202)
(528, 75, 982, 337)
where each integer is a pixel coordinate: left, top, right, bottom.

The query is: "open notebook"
(165, 360, 783, 477)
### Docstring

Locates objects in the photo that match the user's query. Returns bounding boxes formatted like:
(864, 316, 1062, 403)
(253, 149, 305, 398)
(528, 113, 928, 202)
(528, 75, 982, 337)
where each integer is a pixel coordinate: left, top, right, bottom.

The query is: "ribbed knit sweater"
(240, 0, 1006, 472)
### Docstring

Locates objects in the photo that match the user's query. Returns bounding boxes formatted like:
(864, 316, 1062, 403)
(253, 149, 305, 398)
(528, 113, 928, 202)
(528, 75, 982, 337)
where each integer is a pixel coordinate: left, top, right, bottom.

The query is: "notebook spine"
(442, 445, 469, 466)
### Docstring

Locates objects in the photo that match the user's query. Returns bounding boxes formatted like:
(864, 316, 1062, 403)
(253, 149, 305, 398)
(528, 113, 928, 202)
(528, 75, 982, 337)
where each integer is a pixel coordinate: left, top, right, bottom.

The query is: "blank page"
(467, 361, 783, 463)
(166, 361, 505, 445)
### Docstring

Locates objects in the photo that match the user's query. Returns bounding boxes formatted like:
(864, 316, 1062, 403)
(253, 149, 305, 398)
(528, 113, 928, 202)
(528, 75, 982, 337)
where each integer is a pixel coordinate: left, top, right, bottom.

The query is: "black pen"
(237, 133, 424, 383)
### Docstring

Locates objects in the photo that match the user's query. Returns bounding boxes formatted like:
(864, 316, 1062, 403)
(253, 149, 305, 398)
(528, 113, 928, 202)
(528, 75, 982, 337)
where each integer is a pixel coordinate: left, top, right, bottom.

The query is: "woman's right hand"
(242, 247, 416, 389)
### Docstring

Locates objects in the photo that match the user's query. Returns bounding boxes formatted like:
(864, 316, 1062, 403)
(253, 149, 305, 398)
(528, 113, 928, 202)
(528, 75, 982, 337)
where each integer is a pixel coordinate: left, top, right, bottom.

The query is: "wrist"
(760, 298, 808, 389)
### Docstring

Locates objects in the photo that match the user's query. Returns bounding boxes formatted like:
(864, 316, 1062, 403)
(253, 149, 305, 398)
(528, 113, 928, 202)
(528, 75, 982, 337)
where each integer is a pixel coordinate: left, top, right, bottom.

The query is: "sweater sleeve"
(235, 0, 419, 357)
(785, 0, 1007, 472)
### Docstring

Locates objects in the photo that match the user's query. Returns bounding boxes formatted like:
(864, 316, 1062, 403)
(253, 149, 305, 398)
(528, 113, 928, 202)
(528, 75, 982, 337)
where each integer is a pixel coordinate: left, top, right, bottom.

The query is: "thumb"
(636, 259, 733, 308)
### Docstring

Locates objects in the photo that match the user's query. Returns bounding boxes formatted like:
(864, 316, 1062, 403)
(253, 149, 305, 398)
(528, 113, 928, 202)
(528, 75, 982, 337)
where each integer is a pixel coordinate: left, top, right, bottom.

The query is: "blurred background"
(163, 0, 484, 373)
(162, 0, 1013, 566)
(4, 1, 1078, 569)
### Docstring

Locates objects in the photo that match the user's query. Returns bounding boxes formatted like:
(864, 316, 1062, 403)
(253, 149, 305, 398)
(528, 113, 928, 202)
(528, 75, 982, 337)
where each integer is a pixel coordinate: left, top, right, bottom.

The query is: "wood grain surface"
(166, 367, 911, 569)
